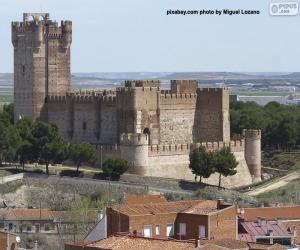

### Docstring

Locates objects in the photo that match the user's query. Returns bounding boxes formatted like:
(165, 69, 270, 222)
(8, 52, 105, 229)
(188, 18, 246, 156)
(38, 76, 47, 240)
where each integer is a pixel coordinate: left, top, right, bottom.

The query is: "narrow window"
(82, 121, 87, 130)
(166, 224, 174, 237)
(179, 223, 186, 236)
(199, 225, 206, 239)
(155, 225, 160, 235)
(143, 225, 152, 237)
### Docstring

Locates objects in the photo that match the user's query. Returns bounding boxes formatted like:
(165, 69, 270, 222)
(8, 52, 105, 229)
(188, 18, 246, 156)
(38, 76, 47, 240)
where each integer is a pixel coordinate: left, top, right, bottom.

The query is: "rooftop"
(242, 206, 300, 221)
(120, 194, 167, 205)
(0, 208, 54, 221)
(239, 220, 294, 242)
(66, 235, 285, 250)
(113, 199, 221, 216)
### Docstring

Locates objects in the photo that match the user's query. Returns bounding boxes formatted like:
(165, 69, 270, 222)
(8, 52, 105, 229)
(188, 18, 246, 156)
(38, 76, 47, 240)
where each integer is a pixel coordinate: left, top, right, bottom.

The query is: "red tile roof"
(0, 208, 54, 221)
(114, 199, 221, 216)
(121, 194, 167, 205)
(240, 220, 292, 239)
(243, 206, 300, 221)
(183, 200, 220, 215)
(67, 235, 285, 250)
(85, 235, 196, 250)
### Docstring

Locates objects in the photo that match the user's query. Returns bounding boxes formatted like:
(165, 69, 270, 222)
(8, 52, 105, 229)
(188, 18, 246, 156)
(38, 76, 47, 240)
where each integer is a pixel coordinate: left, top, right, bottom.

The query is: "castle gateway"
(12, 13, 261, 187)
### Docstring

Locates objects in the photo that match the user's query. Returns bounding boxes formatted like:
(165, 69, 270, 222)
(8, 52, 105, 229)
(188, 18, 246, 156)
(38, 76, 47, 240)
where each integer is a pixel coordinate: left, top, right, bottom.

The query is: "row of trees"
(189, 146, 238, 188)
(0, 104, 130, 178)
(230, 101, 300, 150)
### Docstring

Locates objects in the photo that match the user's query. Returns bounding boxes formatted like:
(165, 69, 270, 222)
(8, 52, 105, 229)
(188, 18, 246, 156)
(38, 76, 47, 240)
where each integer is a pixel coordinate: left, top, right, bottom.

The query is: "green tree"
(16, 118, 35, 170)
(102, 158, 130, 180)
(31, 122, 66, 174)
(40, 136, 68, 175)
(4, 125, 21, 163)
(189, 147, 214, 183)
(213, 147, 238, 189)
(69, 142, 98, 176)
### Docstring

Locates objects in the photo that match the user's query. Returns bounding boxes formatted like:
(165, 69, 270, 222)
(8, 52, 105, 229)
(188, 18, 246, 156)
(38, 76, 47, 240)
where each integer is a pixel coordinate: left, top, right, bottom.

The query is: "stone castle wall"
(12, 13, 71, 122)
(12, 14, 261, 188)
(95, 138, 252, 188)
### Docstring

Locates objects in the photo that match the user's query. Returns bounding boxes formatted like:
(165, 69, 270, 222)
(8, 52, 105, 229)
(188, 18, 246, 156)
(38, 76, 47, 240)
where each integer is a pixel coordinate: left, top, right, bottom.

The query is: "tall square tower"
(12, 13, 72, 122)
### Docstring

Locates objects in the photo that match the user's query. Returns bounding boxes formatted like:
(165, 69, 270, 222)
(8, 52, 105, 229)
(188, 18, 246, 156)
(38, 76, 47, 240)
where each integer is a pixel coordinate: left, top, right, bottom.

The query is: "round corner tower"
(243, 129, 262, 182)
(120, 133, 149, 175)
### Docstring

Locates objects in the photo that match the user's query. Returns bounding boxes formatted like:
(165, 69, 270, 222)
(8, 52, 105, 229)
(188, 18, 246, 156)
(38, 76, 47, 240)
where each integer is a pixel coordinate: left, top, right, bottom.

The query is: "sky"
(0, 0, 300, 73)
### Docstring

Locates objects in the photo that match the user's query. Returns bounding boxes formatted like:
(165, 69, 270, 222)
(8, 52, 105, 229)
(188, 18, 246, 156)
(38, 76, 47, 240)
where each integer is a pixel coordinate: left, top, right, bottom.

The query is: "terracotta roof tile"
(240, 220, 291, 237)
(0, 208, 54, 221)
(243, 206, 300, 221)
(86, 235, 196, 249)
(121, 194, 167, 205)
(183, 200, 219, 215)
(114, 199, 221, 216)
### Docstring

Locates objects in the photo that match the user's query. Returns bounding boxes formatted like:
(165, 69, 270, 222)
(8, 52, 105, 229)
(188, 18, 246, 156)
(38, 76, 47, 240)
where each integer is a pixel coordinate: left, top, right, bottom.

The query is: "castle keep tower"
(12, 13, 72, 122)
(243, 129, 262, 182)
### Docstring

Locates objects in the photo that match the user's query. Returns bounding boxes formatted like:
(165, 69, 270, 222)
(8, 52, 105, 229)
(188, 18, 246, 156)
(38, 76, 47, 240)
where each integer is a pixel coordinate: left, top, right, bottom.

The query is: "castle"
(12, 13, 261, 187)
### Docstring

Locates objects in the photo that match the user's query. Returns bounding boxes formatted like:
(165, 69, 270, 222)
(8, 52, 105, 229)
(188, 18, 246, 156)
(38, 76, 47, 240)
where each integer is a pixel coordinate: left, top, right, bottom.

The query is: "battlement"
(117, 86, 159, 93)
(243, 129, 261, 139)
(160, 92, 197, 105)
(12, 13, 72, 50)
(124, 80, 160, 88)
(47, 95, 67, 103)
(148, 139, 244, 156)
(96, 144, 120, 153)
(48, 91, 116, 104)
(120, 133, 149, 145)
(23, 13, 50, 22)
(197, 87, 229, 93)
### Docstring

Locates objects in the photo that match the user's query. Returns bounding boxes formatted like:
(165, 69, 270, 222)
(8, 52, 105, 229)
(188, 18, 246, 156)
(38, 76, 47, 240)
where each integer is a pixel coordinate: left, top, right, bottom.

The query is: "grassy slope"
(255, 149, 300, 204)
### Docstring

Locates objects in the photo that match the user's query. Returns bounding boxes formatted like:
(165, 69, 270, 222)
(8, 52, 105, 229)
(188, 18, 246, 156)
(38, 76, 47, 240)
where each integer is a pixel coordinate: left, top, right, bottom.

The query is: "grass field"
(262, 150, 300, 171)
(255, 177, 300, 204)
(0, 92, 13, 103)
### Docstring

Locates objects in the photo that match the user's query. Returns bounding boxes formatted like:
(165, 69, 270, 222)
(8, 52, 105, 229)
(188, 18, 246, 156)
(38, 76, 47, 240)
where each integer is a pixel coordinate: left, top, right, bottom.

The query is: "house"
(65, 233, 285, 250)
(119, 194, 167, 205)
(0, 231, 19, 250)
(238, 217, 296, 247)
(240, 205, 300, 245)
(0, 208, 56, 234)
(106, 198, 237, 240)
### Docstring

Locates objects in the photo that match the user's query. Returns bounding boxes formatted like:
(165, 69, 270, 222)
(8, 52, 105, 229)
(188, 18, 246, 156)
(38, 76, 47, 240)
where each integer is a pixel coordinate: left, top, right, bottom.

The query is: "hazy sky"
(0, 0, 299, 73)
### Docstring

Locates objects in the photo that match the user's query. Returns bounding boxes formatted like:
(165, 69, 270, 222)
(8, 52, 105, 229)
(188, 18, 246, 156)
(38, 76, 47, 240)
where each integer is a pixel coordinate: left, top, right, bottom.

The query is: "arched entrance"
(143, 128, 150, 145)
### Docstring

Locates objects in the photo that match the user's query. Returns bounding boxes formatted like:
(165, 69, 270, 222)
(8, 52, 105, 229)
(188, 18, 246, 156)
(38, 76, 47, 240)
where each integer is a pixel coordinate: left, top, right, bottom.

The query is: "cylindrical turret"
(61, 21, 72, 50)
(34, 23, 44, 48)
(11, 22, 19, 48)
(120, 133, 149, 175)
(243, 129, 261, 182)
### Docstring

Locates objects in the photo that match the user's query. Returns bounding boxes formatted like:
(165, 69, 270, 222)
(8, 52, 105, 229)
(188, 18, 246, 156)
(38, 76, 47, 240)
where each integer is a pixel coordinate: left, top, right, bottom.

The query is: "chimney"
(276, 217, 282, 225)
(195, 237, 201, 248)
(261, 218, 267, 227)
(257, 217, 262, 226)
(217, 198, 224, 210)
(268, 229, 273, 236)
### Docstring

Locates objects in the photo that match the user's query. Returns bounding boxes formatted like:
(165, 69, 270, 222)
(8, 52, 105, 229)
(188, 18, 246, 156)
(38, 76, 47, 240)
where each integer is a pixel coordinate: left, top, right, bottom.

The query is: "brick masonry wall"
(209, 206, 237, 240)
(175, 213, 209, 240)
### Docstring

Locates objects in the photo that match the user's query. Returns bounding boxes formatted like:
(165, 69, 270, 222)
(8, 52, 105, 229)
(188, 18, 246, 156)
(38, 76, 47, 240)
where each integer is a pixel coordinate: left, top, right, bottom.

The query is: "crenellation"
(197, 87, 229, 92)
(148, 139, 245, 156)
(13, 13, 261, 187)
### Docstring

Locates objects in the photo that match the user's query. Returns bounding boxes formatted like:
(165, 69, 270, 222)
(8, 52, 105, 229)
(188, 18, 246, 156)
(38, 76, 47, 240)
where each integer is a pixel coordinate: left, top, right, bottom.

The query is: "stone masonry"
(12, 14, 261, 187)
